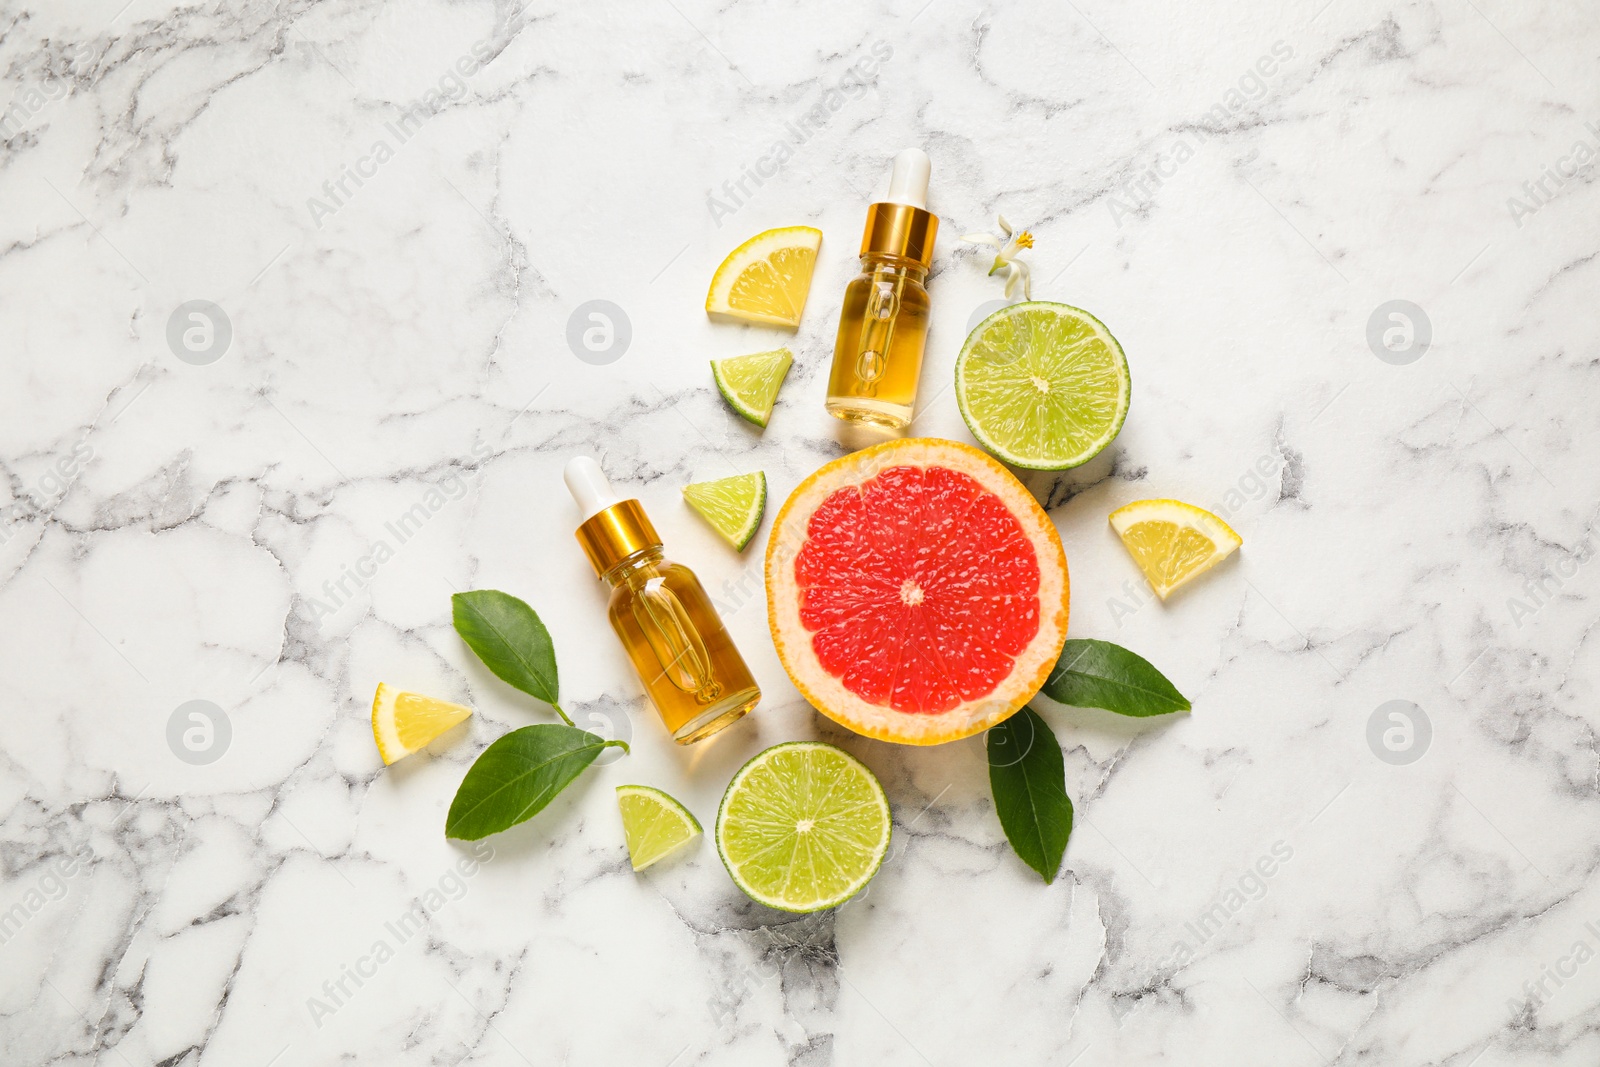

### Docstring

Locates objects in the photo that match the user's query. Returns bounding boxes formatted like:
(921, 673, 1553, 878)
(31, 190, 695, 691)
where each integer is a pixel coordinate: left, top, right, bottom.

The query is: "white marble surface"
(2, 0, 1598, 1063)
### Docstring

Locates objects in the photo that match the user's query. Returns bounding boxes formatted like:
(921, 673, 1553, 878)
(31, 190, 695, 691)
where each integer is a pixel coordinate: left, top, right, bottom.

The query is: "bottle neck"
(859, 252, 928, 281)
(600, 545, 664, 586)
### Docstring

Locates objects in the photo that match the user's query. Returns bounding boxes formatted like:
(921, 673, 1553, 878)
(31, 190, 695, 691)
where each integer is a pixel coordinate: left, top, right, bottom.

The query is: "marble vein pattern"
(1, 0, 1597, 1064)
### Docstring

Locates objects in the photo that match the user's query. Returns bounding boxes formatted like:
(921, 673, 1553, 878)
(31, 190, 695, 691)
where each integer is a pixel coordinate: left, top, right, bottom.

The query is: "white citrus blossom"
(960, 214, 1034, 300)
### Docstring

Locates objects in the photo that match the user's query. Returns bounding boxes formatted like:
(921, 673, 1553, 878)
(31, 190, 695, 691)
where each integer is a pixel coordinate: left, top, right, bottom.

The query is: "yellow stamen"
(1015, 231, 1034, 249)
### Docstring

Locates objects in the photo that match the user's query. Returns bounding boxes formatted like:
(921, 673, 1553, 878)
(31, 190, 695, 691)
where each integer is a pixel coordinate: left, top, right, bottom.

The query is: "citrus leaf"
(446, 725, 625, 840)
(452, 590, 559, 708)
(987, 707, 1072, 883)
(1042, 638, 1190, 717)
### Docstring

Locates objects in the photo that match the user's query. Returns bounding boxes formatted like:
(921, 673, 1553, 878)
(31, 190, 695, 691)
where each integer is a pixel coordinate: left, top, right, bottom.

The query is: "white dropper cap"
(564, 456, 621, 521)
(884, 148, 931, 209)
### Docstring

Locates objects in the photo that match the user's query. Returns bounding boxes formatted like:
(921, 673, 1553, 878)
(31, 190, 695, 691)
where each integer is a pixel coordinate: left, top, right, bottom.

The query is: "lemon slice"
(371, 683, 473, 765)
(683, 472, 766, 551)
(711, 347, 792, 428)
(617, 785, 702, 871)
(715, 742, 891, 913)
(705, 227, 822, 328)
(1108, 499, 1242, 599)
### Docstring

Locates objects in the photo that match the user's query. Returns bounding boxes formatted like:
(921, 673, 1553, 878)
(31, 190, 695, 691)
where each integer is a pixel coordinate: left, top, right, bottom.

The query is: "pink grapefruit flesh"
(767, 438, 1070, 745)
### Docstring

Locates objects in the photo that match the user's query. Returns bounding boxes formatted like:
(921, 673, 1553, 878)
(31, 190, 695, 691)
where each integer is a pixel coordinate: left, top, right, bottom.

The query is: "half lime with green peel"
(711, 347, 793, 428)
(955, 301, 1131, 470)
(715, 741, 892, 913)
(683, 472, 766, 551)
(617, 785, 702, 871)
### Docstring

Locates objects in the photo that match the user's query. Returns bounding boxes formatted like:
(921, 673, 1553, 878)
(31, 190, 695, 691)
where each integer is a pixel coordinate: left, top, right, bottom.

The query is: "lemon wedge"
(705, 226, 822, 328)
(1108, 499, 1242, 600)
(371, 683, 472, 765)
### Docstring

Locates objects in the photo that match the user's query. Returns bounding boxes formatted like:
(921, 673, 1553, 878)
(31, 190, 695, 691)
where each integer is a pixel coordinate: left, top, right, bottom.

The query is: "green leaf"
(452, 590, 560, 709)
(987, 707, 1073, 883)
(1041, 638, 1190, 717)
(446, 725, 625, 840)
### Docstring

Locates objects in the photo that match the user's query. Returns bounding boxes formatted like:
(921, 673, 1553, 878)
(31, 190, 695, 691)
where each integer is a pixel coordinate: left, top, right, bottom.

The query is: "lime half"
(715, 742, 891, 913)
(617, 785, 702, 871)
(955, 301, 1131, 470)
(683, 472, 766, 551)
(711, 347, 793, 428)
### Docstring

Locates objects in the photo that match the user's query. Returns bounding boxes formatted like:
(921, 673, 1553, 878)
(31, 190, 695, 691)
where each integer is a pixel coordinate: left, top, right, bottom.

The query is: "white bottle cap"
(884, 148, 931, 209)
(564, 456, 621, 521)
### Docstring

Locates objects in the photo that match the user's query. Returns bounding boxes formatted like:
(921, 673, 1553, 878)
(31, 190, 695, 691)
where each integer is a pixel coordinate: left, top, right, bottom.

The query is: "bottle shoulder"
(849, 259, 930, 295)
(606, 555, 700, 599)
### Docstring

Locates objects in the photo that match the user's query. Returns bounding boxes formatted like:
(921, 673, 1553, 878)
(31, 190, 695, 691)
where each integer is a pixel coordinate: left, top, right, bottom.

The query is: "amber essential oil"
(824, 148, 939, 429)
(566, 457, 760, 745)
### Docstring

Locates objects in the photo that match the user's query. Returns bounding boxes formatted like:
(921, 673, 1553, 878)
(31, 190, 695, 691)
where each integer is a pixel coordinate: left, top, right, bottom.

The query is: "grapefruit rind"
(765, 438, 1070, 746)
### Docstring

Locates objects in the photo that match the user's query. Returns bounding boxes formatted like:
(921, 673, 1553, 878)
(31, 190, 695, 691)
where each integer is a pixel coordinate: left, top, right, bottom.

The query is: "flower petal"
(961, 233, 1002, 248)
(997, 214, 1014, 235)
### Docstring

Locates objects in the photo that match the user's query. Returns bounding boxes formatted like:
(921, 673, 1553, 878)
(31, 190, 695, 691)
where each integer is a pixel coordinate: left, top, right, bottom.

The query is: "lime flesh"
(715, 742, 891, 913)
(955, 301, 1130, 470)
(683, 472, 766, 551)
(711, 347, 793, 428)
(617, 785, 702, 871)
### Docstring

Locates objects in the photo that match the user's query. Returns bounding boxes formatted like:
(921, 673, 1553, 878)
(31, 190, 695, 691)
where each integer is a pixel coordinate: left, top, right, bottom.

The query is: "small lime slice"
(711, 347, 793, 428)
(683, 472, 766, 551)
(715, 742, 891, 913)
(955, 301, 1131, 470)
(617, 785, 702, 871)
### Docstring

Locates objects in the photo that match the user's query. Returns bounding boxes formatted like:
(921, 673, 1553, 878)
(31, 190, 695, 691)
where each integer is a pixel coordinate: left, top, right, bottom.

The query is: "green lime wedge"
(682, 472, 766, 551)
(617, 785, 702, 871)
(711, 347, 793, 428)
(715, 742, 891, 913)
(955, 301, 1131, 470)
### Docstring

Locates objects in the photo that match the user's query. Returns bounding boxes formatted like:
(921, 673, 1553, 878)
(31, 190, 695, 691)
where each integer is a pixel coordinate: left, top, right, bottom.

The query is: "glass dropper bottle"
(824, 148, 940, 428)
(565, 457, 760, 745)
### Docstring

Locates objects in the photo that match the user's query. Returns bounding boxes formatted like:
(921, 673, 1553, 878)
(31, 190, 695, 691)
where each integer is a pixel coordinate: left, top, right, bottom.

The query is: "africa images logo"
(1505, 119, 1600, 229)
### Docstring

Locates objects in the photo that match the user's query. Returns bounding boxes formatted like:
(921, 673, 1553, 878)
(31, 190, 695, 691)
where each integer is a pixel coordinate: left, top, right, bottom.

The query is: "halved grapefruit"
(766, 438, 1069, 745)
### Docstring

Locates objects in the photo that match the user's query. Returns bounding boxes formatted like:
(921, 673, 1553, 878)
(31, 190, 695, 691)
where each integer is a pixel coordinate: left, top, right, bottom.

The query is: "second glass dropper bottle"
(565, 457, 760, 745)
